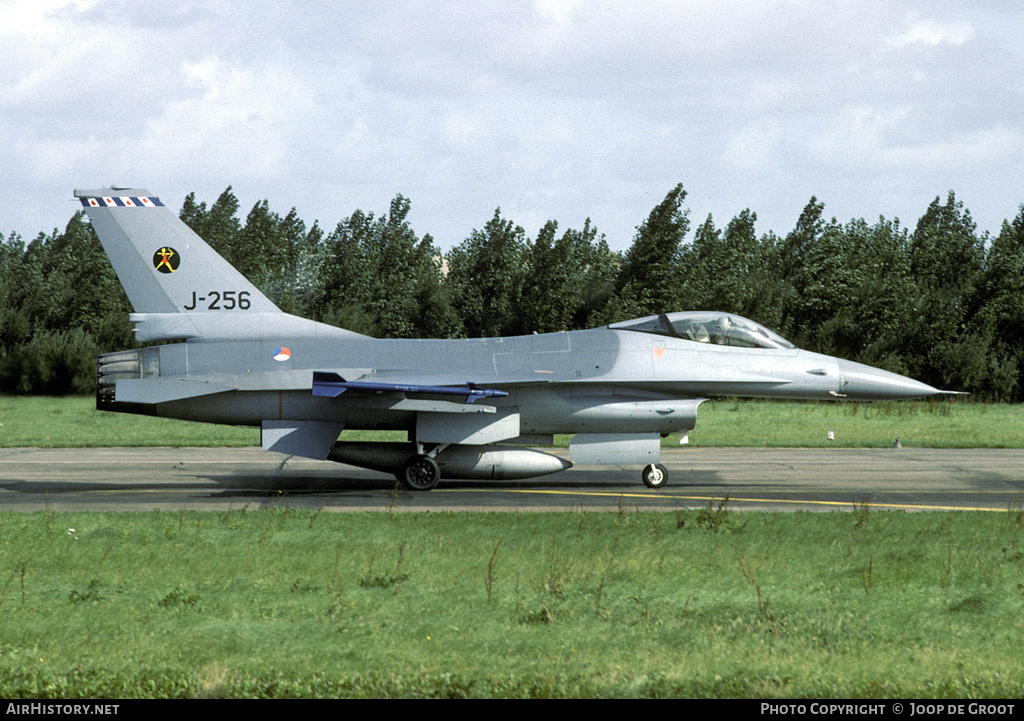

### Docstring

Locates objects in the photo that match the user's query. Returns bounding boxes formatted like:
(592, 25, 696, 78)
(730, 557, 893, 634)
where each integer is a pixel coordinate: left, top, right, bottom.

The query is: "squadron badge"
(153, 247, 180, 273)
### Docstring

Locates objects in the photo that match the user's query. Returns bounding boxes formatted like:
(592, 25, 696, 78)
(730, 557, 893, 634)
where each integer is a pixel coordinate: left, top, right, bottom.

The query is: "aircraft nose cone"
(836, 359, 940, 400)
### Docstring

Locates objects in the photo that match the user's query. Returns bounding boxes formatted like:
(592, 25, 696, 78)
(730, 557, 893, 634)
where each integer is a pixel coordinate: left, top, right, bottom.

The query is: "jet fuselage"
(80, 186, 946, 489)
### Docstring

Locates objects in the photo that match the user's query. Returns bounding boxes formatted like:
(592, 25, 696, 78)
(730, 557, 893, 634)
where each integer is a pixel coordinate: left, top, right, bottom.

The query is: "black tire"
(641, 463, 669, 489)
(399, 454, 441, 491)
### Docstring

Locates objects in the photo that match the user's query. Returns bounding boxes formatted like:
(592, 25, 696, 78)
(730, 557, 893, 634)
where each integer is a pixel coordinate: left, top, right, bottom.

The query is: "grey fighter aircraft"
(79, 187, 946, 490)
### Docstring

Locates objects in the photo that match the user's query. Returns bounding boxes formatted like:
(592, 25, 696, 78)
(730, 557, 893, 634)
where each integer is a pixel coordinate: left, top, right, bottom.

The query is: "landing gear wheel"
(641, 463, 669, 489)
(399, 454, 441, 491)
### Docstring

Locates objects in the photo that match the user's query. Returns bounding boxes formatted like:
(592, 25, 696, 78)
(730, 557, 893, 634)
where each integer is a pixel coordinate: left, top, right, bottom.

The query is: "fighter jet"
(78, 187, 946, 490)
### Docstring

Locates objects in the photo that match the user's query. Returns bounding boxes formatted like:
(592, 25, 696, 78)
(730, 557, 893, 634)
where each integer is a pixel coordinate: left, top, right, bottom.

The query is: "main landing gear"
(641, 463, 669, 489)
(398, 442, 449, 491)
(399, 454, 441, 491)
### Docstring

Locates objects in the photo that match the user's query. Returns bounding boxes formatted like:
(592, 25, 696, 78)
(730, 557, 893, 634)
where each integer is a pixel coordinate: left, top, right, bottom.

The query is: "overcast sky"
(2, 0, 1021, 252)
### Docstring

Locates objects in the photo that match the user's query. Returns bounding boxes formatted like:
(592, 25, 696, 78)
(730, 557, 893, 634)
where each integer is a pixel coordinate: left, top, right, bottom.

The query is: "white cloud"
(883, 125, 1023, 171)
(0, 0, 99, 39)
(723, 122, 783, 171)
(1, 1, 1022, 247)
(890, 19, 974, 48)
(138, 57, 315, 177)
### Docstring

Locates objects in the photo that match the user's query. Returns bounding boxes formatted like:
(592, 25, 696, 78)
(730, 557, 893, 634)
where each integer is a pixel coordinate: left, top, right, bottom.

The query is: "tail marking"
(80, 196, 165, 208)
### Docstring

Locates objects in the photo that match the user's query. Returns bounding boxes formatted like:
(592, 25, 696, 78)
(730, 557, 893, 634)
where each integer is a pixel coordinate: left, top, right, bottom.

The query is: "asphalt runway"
(1, 446, 1022, 513)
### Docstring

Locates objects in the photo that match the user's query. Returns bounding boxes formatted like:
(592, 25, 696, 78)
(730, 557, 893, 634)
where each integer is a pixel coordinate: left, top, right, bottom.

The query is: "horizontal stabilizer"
(312, 371, 508, 404)
(262, 420, 344, 460)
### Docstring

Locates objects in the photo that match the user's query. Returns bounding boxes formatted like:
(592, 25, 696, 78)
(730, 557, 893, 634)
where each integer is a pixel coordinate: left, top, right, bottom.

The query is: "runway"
(1, 446, 1022, 513)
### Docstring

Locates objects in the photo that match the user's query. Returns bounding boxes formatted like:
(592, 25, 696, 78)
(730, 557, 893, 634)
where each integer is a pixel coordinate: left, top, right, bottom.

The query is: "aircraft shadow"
(0, 470, 731, 499)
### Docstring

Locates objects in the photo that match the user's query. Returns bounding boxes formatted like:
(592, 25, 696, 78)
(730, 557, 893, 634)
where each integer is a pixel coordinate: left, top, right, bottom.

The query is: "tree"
(780, 197, 825, 276)
(980, 207, 1024, 350)
(235, 202, 314, 312)
(903, 192, 986, 390)
(973, 206, 1024, 399)
(773, 197, 827, 342)
(839, 217, 915, 371)
(0, 214, 133, 394)
(445, 208, 528, 338)
(518, 219, 617, 334)
(679, 209, 769, 317)
(179, 187, 241, 261)
(318, 196, 458, 338)
(603, 184, 689, 320)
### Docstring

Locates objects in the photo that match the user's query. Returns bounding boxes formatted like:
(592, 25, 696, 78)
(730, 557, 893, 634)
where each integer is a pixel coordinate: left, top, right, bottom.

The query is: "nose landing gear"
(641, 463, 669, 489)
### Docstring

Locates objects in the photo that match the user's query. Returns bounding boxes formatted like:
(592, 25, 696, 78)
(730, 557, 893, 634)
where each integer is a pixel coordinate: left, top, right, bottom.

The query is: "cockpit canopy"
(609, 311, 796, 350)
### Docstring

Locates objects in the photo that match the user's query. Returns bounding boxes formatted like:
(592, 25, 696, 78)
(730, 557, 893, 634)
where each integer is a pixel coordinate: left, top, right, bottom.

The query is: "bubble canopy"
(609, 312, 796, 350)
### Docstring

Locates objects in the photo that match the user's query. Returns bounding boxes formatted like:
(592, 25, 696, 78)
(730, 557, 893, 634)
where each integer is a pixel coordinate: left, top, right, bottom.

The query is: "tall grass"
(3, 396, 1022, 448)
(682, 398, 1024, 448)
(0, 509, 1021, 697)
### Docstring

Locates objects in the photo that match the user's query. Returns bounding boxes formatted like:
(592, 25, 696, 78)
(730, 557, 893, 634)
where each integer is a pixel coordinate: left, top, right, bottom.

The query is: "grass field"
(2, 395, 1021, 448)
(0, 508, 1021, 698)
(2, 396, 1022, 698)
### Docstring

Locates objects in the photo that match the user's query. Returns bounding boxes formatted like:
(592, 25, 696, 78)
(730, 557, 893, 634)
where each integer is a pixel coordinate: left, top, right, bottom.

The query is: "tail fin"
(75, 187, 280, 315)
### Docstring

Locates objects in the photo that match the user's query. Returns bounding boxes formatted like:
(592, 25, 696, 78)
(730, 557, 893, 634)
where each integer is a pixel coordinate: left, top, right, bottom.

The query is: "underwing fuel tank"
(327, 442, 573, 481)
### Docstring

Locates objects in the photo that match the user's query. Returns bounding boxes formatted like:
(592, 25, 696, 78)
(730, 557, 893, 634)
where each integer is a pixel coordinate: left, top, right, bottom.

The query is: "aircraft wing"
(312, 371, 519, 446)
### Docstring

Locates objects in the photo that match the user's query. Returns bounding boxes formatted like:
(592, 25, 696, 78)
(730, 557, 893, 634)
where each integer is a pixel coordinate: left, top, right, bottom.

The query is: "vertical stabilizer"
(74, 188, 280, 315)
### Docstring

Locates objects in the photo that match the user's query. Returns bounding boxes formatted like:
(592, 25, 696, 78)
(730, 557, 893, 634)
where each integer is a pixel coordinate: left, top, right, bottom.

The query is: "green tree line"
(2, 185, 1023, 400)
